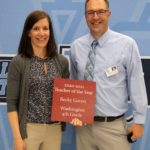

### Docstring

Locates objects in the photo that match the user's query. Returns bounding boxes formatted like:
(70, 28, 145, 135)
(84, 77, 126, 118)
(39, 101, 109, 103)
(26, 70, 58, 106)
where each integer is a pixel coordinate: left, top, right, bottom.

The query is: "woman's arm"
(8, 111, 26, 150)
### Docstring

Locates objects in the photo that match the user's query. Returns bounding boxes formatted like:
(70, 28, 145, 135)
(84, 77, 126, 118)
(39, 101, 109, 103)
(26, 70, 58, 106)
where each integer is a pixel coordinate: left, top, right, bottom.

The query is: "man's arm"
(126, 39, 148, 140)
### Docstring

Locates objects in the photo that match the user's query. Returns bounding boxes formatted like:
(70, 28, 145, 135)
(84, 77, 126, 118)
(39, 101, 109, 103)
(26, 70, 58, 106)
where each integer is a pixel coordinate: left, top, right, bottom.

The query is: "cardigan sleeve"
(57, 54, 70, 78)
(6, 56, 23, 112)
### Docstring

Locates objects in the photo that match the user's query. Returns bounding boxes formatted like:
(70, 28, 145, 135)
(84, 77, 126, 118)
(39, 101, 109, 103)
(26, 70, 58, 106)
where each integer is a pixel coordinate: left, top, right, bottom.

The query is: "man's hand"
(70, 118, 83, 126)
(128, 123, 144, 141)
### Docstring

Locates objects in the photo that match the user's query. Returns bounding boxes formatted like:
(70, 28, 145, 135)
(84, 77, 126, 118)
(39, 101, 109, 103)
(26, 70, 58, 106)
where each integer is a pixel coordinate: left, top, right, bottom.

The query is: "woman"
(6, 10, 69, 150)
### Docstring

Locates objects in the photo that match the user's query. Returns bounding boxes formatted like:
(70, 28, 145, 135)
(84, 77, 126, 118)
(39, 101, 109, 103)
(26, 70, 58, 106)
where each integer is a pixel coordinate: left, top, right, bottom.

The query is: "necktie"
(84, 40, 98, 80)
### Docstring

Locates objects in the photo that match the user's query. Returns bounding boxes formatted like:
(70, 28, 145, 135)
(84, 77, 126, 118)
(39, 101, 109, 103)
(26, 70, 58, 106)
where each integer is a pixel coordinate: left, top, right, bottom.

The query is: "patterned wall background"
(0, 0, 150, 149)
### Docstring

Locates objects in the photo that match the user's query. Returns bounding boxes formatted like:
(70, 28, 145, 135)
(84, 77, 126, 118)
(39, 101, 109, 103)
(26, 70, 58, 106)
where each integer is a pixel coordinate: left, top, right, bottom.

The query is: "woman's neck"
(33, 48, 47, 58)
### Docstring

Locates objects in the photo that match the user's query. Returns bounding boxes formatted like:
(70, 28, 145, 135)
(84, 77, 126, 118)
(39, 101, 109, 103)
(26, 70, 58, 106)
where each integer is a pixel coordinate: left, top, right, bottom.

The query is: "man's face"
(85, 0, 111, 39)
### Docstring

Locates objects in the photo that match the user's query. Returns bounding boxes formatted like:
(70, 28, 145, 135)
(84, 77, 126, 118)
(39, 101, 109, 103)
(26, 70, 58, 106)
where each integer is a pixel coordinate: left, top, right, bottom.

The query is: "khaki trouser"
(76, 117, 130, 150)
(24, 123, 62, 150)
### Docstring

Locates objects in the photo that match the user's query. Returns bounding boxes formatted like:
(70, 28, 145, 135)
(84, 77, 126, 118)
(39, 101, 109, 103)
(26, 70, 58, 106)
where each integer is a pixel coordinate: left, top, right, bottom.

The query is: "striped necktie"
(84, 40, 98, 80)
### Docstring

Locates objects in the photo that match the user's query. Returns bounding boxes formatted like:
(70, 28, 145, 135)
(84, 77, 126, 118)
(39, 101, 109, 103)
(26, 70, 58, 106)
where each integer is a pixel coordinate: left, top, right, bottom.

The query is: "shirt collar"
(89, 28, 110, 47)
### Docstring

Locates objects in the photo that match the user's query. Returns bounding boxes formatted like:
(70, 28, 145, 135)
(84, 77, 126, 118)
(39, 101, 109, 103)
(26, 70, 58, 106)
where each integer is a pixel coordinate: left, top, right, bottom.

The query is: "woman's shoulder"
(56, 54, 69, 77)
(10, 55, 29, 69)
(11, 54, 25, 63)
(57, 54, 68, 63)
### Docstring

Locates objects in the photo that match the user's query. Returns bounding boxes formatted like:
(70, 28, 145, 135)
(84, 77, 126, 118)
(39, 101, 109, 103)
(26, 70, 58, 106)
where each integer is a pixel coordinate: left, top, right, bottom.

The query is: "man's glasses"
(86, 9, 109, 18)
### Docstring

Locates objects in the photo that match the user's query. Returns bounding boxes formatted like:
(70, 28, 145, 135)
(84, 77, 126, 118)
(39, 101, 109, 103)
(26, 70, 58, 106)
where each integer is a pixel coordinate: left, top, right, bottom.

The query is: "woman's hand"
(14, 137, 26, 150)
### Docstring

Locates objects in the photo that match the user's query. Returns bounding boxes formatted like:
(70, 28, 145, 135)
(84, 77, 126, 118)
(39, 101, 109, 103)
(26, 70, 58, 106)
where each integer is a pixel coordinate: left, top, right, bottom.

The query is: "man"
(70, 0, 148, 150)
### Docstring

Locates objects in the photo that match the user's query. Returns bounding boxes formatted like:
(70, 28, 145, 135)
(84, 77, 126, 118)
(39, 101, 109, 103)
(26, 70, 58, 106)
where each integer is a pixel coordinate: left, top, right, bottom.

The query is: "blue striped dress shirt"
(70, 28, 148, 124)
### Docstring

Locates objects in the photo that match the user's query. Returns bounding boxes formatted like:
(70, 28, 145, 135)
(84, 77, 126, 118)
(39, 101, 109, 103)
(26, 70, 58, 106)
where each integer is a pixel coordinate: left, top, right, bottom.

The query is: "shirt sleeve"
(126, 39, 148, 124)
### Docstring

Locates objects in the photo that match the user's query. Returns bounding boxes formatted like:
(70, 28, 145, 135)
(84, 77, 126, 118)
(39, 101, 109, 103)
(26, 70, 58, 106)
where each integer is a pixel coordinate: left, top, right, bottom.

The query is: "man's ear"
(108, 11, 111, 17)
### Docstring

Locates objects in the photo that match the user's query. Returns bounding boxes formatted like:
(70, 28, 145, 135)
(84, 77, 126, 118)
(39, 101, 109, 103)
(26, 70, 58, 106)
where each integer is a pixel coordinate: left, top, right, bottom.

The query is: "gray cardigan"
(6, 54, 69, 139)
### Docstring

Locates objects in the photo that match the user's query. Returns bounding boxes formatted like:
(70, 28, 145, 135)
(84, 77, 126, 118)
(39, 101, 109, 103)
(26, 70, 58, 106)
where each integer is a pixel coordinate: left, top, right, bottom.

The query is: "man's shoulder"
(111, 30, 135, 42)
(72, 34, 89, 45)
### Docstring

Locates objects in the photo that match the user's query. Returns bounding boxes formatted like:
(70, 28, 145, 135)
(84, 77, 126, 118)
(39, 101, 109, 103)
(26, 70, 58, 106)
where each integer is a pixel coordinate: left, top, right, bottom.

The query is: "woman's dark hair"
(18, 10, 57, 58)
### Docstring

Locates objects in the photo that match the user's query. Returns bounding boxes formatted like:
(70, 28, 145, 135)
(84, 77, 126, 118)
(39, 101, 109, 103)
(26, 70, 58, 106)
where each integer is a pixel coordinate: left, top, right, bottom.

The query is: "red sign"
(51, 78, 96, 124)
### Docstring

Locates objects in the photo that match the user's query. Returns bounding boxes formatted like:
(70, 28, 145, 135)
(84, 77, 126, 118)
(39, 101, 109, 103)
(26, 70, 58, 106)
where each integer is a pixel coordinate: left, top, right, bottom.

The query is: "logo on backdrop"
(0, 56, 12, 102)
(112, 1, 150, 55)
(41, 0, 86, 44)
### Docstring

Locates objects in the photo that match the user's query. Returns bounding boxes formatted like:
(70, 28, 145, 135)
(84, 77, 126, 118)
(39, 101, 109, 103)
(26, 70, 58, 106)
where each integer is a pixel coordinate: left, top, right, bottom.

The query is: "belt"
(94, 114, 124, 122)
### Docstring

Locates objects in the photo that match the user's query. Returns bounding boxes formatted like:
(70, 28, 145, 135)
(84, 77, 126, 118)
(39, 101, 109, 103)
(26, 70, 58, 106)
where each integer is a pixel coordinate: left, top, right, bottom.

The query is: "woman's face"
(28, 18, 50, 51)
